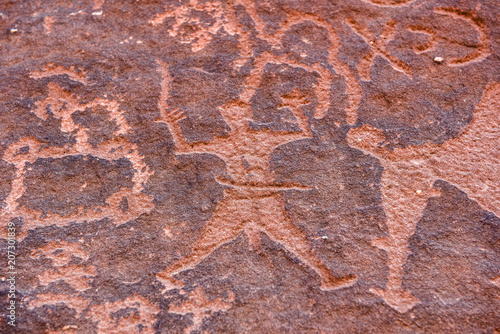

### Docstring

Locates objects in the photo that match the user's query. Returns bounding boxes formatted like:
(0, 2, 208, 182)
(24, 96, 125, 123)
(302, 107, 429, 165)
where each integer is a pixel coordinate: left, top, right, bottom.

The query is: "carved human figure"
(155, 1, 362, 292)
(346, 82, 500, 312)
(152, 0, 361, 125)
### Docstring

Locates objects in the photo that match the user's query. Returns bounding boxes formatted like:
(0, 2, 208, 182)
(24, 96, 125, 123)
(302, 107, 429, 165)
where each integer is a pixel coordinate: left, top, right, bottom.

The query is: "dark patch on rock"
(404, 180, 500, 333)
(72, 105, 120, 148)
(20, 155, 134, 216)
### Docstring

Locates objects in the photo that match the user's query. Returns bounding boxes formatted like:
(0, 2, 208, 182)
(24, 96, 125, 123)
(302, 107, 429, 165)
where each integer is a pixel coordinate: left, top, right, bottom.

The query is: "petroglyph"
(30, 64, 87, 85)
(1, 0, 499, 332)
(89, 295, 160, 334)
(27, 293, 91, 318)
(26, 240, 95, 331)
(360, 0, 417, 7)
(156, 61, 357, 290)
(31, 240, 88, 267)
(150, 0, 232, 52)
(169, 286, 235, 333)
(155, 3, 364, 291)
(347, 82, 500, 312)
(431, 7, 491, 66)
(406, 7, 491, 66)
(31, 240, 96, 291)
(274, 10, 362, 124)
(235, 3, 361, 124)
(26, 240, 159, 332)
(347, 18, 412, 81)
(349, 7, 491, 81)
(0, 67, 153, 240)
(152, 0, 361, 125)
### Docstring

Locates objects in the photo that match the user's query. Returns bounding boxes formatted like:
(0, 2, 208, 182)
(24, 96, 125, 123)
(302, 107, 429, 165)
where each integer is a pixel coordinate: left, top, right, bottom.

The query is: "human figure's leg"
(157, 196, 246, 291)
(260, 195, 357, 290)
(371, 164, 435, 312)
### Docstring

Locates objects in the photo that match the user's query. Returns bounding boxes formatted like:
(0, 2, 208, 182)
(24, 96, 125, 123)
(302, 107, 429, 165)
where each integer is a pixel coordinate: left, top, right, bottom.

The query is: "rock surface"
(0, 0, 498, 333)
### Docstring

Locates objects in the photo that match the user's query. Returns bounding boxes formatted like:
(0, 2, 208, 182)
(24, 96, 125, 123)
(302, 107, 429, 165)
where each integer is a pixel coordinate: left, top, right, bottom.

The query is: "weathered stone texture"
(0, 0, 498, 333)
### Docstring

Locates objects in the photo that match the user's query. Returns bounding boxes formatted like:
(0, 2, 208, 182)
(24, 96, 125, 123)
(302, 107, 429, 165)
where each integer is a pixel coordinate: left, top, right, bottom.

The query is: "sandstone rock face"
(0, 0, 498, 333)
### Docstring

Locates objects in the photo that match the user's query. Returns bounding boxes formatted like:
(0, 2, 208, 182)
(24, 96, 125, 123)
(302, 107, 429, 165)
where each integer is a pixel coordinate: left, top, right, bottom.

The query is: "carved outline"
(1, 69, 154, 240)
(155, 1, 359, 293)
(346, 83, 500, 312)
(347, 18, 412, 81)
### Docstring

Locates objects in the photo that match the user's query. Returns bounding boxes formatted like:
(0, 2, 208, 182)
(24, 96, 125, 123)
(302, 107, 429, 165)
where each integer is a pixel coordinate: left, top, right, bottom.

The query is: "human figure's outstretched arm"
(158, 108, 231, 155)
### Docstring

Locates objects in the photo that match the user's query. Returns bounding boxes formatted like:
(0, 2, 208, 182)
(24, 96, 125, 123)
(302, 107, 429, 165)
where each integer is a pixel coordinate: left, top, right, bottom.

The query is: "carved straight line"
(359, 0, 417, 7)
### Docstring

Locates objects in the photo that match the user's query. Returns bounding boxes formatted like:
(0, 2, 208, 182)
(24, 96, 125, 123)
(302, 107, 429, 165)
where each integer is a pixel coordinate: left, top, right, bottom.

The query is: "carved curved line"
(407, 25, 438, 54)
(434, 7, 491, 66)
(30, 64, 87, 85)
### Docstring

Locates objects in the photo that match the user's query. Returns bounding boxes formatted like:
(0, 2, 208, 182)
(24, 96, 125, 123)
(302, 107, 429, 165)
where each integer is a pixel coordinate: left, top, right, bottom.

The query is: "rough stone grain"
(0, 0, 498, 333)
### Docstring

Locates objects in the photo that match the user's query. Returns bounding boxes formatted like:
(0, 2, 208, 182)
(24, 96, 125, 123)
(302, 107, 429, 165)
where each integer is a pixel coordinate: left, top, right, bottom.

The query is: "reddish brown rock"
(0, 0, 498, 333)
